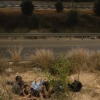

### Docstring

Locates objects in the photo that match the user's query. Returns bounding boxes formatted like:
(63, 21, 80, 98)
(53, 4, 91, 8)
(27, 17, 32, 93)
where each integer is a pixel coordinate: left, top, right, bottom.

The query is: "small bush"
(89, 51, 100, 71)
(55, 0, 64, 13)
(94, 0, 100, 16)
(66, 48, 100, 72)
(48, 54, 70, 99)
(67, 10, 79, 27)
(21, 0, 34, 16)
(30, 49, 55, 69)
(66, 48, 90, 73)
(8, 46, 23, 65)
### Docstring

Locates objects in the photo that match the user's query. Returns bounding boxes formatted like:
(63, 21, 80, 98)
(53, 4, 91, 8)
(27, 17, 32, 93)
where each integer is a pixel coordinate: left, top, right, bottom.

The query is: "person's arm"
(26, 92, 31, 98)
(22, 89, 26, 96)
(23, 89, 31, 98)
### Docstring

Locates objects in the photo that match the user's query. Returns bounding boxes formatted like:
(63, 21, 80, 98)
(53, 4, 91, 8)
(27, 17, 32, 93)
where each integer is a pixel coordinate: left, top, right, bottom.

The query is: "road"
(0, 39, 100, 58)
(0, 1, 94, 9)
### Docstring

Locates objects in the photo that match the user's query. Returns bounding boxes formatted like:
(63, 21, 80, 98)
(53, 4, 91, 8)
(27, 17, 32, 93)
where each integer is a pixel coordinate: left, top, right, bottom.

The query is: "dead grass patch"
(8, 45, 23, 65)
(67, 48, 100, 73)
(0, 8, 20, 14)
(30, 49, 55, 69)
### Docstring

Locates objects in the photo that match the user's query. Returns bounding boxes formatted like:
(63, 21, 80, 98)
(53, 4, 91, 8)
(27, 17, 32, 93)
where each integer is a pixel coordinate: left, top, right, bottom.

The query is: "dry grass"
(30, 49, 55, 69)
(0, 48, 100, 100)
(0, 57, 9, 74)
(67, 48, 90, 64)
(0, 8, 20, 14)
(8, 45, 23, 64)
(0, 8, 93, 15)
(78, 9, 93, 15)
(66, 48, 100, 72)
(0, 48, 100, 74)
(0, 75, 12, 100)
(89, 51, 100, 71)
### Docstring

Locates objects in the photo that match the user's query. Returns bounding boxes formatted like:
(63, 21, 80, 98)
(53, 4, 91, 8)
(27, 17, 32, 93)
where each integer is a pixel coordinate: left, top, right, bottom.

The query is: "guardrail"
(0, 33, 100, 37)
(0, 4, 93, 9)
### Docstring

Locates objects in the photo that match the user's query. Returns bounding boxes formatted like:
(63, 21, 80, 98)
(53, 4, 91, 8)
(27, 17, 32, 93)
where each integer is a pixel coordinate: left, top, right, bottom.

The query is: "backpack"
(68, 80, 82, 92)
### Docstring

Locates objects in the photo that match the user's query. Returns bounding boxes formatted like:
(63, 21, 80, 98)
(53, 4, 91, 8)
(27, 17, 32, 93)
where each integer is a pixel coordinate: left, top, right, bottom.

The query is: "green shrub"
(94, 0, 100, 16)
(21, 0, 34, 16)
(55, 0, 64, 13)
(48, 54, 71, 99)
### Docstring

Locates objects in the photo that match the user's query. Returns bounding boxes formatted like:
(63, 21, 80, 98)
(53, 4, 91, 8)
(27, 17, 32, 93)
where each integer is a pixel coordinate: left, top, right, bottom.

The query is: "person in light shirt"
(31, 79, 53, 99)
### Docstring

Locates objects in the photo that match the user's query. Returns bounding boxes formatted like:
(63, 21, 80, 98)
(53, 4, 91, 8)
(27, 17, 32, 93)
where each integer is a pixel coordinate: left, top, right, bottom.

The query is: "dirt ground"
(0, 70, 100, 100)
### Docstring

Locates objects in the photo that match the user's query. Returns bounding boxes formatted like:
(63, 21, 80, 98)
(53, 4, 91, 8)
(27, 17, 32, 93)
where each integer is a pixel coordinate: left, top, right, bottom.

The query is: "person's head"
(15, 76, 22, 82)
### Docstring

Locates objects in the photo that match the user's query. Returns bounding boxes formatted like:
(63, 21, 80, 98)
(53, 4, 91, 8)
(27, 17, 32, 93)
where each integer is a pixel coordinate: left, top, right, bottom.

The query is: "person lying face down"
(12, 76, 27, 95)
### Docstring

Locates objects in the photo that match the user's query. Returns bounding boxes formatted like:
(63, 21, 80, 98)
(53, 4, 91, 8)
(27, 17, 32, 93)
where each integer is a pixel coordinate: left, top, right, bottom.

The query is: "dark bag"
(68, 80, 82, 92)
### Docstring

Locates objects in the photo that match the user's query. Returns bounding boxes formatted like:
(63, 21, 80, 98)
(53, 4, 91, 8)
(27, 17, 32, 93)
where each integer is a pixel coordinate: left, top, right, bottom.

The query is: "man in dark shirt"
(12, 76, 27, 95)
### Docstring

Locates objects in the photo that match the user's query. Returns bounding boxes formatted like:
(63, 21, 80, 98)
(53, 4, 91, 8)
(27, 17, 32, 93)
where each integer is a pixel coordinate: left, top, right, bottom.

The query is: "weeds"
(8, 45, 23, 65)
(48, 54, 69, 99)
(30, 49, 55, 69)
(0, 59, 9, 74)
(0, 48, 100, 100)
(0, 74, 12, 100)
(66, 48, 100, 72)
(89, 51, 100, 71)
(66, 48, 90, 73)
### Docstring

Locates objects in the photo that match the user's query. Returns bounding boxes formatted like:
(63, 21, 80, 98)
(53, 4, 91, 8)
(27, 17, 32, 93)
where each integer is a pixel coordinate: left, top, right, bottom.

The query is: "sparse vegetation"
(67, 48, 100, 72)
(48, 54, 71, 99)
(67, 48, 90, 73)
(30, 49, 55, 69)
(0, 48, 100, 74)
(0, 75, 12, 100)
(0, 59, 9, 74)
(0, 9, 100, 33)
(8, 46, 23, 65)
(0, 48, 100, 99)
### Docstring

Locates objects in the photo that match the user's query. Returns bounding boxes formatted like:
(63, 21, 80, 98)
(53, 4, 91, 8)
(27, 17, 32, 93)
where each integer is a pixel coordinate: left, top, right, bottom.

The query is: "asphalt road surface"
(0, 39, 100, 58)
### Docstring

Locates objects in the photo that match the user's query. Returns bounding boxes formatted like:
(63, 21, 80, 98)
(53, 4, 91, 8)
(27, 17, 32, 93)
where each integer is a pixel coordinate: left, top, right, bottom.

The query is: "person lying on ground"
(18, 84, 40, 100)
(41, 81, 54, 98)
(22, 84, 31, 98)
(12, 76, 27, 95)
(31, 79, 54, 99)
(31, 78, 43, 97)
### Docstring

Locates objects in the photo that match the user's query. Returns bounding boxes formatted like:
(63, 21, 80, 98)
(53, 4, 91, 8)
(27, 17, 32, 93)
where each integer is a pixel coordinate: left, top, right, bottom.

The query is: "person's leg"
(39, 92, 43, 100)
(41, 86, 49, 98)
(48, 86, 54, 97)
